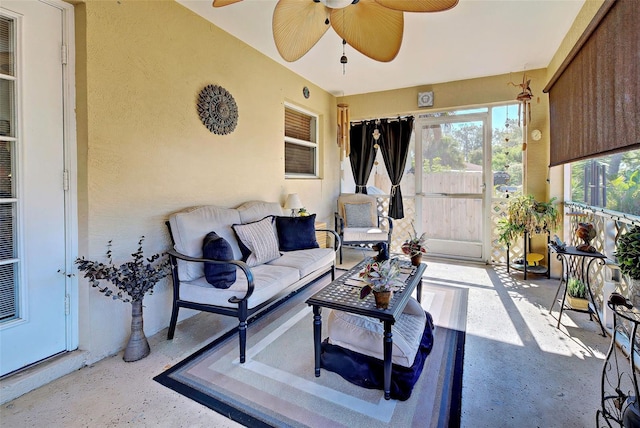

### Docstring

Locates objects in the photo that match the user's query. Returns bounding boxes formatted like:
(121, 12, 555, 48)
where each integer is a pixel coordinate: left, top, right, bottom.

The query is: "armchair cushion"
(232, 216, 281, 267)
(344, 203, 375, 228)
(275, 214, 319, 251)
(202, 232, 236, 289)
(342, 227, 388, 243)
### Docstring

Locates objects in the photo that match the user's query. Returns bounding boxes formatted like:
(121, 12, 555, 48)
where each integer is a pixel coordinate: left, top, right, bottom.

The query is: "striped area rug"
(154, 271, 467, 428)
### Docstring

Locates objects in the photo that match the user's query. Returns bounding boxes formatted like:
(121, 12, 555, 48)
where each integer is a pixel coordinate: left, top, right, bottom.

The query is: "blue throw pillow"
(276, 214, 319, 251)
(202, 232, 236, 289)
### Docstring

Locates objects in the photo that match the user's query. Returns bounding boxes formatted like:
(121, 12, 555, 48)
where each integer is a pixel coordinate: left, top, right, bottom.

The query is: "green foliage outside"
(570, 149, 640, 216)
(419, 108, 524, 196)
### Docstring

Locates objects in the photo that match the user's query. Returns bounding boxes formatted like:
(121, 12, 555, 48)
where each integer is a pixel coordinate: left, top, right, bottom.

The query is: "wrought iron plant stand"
(597, 295, 640, 427)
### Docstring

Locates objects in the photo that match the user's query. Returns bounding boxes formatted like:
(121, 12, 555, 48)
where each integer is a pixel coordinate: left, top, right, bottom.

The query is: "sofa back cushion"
(237, 201, 283, 223)
(169, 206, 242, 281)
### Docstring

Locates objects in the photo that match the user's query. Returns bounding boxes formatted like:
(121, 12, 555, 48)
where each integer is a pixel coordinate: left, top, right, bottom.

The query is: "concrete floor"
(0, 249, 612, 427)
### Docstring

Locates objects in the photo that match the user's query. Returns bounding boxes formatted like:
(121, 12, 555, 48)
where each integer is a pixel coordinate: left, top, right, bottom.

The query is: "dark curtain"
(379, 117, 414, 219)
(349, 122, 376, 194)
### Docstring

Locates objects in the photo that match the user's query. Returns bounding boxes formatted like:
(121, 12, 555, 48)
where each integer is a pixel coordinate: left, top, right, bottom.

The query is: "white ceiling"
(177, 0, 586, 96)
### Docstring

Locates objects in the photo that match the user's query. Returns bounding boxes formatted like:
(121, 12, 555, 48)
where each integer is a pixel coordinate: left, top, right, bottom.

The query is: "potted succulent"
(358, 258, 403, 309)
(616, 225, 640, 307)
(567, 277, 589, 311)
(401, 224, 427, 266)
(75, 237, 170, 362)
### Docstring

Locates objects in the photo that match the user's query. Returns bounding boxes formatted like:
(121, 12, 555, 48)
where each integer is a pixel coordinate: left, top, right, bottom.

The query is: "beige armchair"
(335, 193, 393, 264)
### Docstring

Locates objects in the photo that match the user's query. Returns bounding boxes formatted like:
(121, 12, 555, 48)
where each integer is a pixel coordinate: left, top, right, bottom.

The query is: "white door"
(414, 113, 490, 262)
(0, 0, 69, 376)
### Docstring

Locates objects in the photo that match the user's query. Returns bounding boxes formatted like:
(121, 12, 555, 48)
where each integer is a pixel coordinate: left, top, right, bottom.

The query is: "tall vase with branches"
(75, 237, 170, 362)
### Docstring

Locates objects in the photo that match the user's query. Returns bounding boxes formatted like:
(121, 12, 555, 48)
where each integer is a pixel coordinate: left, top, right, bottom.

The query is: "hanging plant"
(498, 194, 560, 245)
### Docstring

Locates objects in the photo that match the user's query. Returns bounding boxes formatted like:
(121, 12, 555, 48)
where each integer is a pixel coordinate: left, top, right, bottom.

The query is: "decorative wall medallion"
(418, 91, 434, 107)
(197, 84, 238, 135)
(303, 86, 310, 99)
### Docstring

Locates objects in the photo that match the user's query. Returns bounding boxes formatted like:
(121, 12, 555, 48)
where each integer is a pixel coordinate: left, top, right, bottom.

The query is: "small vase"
(373, 290, 392, 309)
(123, 299, 150, 362)
(411, 253, 422, 266)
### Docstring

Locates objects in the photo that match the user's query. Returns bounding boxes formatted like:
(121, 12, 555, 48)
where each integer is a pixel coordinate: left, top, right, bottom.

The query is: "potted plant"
(75, 237, 170, 362)
(616, 225, 640, 307)
(401, 224, 427, 266)
(567, 277, 589, 311)
(497, 194, 560, 245)
(358, 258, 403, 309)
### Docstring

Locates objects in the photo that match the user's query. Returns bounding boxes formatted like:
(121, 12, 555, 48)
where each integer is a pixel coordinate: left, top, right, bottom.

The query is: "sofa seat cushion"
(180, 264, 300, 310)
(169, 206, 243, 282)
(327, 298, 426, 368)
(342, 227, 388, 243)
(267, 248, 335, 278)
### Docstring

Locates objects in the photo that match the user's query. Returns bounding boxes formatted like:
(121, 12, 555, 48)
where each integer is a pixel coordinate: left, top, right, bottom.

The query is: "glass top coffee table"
(306, 257, 426, 400)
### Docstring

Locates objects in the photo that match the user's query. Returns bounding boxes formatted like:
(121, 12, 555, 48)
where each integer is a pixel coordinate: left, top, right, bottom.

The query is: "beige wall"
(73, 0, 340, 361)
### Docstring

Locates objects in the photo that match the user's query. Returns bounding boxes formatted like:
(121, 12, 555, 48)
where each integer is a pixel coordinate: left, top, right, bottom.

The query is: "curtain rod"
(350, 115, 414, 125)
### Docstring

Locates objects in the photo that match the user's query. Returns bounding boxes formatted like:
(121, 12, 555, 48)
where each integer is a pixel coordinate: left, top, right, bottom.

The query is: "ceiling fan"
(212, 0, 459, 63)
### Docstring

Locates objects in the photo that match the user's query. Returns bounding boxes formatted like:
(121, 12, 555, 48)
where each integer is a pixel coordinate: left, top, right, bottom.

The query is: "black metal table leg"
(383, 320, 393, 400)
(312, 305, 322, 377)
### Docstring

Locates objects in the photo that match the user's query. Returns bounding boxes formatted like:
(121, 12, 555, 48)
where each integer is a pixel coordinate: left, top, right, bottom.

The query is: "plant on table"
(567, 277, 589, 311)
(497, 194, 560, 245)
(75, 236, 170, 362)
(358, 259, 403, 309)
(567, 277, 587, 299)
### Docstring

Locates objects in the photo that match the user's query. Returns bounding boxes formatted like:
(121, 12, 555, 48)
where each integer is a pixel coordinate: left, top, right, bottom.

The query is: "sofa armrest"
(316, 228, 342, 254)
(166, 248, 255, 304)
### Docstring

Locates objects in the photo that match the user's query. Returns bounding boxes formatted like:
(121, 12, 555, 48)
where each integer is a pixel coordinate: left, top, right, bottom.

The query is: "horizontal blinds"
(285, 142, 315, 174)
(285, 108, 313, 142)
(544, 0, 640, 166)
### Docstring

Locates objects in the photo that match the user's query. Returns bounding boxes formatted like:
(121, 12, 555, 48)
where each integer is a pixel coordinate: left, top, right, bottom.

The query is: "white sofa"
(166, 201, 340, 363)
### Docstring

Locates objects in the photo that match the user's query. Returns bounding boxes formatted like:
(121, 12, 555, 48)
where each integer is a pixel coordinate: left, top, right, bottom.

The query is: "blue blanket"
(320, 311, 435, 401)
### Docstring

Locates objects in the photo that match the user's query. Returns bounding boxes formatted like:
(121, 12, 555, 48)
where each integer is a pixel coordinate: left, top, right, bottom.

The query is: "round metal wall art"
(197, 84, 238, 135)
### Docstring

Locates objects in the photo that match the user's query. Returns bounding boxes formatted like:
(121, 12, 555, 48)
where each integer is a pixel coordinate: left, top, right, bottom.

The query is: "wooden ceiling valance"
(543, 0, 640, 167)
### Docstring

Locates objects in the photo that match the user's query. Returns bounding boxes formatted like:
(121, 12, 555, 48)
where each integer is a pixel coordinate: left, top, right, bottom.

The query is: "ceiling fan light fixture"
(319, 0, 355, 9)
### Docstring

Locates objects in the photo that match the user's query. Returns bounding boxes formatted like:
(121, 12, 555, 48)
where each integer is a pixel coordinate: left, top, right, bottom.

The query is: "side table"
(549, 244, 607, 336)
(597, 299, 640, 427)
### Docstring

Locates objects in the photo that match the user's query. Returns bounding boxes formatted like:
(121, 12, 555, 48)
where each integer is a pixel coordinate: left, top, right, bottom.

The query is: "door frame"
(414, 111, 491, 263)
(55, 0, 79, 352)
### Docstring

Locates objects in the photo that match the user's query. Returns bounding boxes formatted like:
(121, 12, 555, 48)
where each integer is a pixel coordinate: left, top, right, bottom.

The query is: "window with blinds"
(0, 15, 18, 322)
(285, 105, 318, 177)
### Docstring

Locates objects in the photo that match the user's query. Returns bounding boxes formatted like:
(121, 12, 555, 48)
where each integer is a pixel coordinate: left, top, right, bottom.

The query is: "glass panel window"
(491, 104, 523, 198)
(0, 14, 17, 322)
(570, 149, 640, 216)
(285, 105, 318, 177)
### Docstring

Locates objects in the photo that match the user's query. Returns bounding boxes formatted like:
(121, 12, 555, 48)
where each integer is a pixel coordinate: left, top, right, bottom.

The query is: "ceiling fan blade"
(331, 0, 403, 62)
(212, 0, 243, 7)
(273, 0, 331, 62)
(374, 0, 459, 13)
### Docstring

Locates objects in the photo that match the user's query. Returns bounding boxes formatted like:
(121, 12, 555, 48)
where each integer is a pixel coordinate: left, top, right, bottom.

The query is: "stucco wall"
(74, 0, 340, 361)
